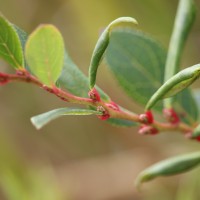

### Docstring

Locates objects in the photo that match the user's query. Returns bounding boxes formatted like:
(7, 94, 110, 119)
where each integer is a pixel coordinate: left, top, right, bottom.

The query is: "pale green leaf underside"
(135, 151, 200, 188)
(105, 29, 166, 111)
(89, 17, 138, 89)
(25, 24, 64, 86)
(146, 64, 200, 110)
(31, 108, 102, 129)
(0, 14, 24, 69)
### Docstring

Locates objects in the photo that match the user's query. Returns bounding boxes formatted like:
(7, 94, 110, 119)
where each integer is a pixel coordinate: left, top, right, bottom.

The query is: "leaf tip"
(30, 117, 42, 130)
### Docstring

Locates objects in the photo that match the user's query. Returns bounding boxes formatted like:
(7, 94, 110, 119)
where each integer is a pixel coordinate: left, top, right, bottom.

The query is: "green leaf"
(164, 0, 196, 81)
(174, 89, 198, 124)
(56, 51, 136, 127)
(57, 51, 110, 101)
(25, 24, 65, 86)
(105, 29, 166, 111)
(13, 25, 33, 73)
(31, 107, 102, 129)
(193, 89, 200, 114)
(106, 118, 136, 127)
(13, 25, 27, 53)
(0, 14, 24, 69)
(192, 123, 200, 138)
(164, 0, 196, 108)
(135, 151, 200, 188)
(145, 64, 200, 110)
(89, 17, 138, 89)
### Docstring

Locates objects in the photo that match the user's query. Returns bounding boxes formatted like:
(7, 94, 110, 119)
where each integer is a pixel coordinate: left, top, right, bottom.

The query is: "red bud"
(88, 88, 101, 102)
(97, 106, 110, 120)
(138, 125, 159, 135)
(139, 110, 154, 124)
(163, 108, 180, 124)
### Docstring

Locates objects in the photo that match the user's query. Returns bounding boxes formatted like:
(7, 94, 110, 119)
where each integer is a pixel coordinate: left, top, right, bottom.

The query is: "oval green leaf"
(89, 17, 138, 89)
(105, 29, 166, 111)
(0, 14, 24, 69)
(25, 24, 65, 86)
(145, 64, 200, 110)
(31, 107, 102, 130)
(135, 151, 200, 188)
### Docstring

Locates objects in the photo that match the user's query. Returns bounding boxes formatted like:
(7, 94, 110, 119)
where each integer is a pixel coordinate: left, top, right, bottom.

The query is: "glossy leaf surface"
(136, 151, 200, 187)
(25, 25, 64, 86)
(0, 14, 24, 69)
(146, 64, 200, 110)
(89, 17, 138, 89)
(31, 107, 102, 129)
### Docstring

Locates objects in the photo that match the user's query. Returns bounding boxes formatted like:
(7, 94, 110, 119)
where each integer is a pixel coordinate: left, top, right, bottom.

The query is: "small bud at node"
(139, 111, 154, 124)
(88, 88, 101, 102)
(105, 101, 120, 111)
(138, 125, 159, 135)
(97, 106, 110, 120)
(163, 108, 180, 124)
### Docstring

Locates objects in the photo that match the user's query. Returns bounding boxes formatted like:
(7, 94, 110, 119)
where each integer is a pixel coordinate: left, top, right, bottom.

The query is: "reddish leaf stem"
(0, 70, 194, 135)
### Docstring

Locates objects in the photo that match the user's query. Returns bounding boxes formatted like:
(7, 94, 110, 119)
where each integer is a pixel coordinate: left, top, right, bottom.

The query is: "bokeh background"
(0, 0, 200, 199)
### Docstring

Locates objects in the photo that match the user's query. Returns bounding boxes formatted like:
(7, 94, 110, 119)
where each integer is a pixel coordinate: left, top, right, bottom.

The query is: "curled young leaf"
(31, 107, 102, 129)
(0, 14, 24, 69)
(146, 64, 200, 110)
(25, 25, 65, 86)
(89, 17, 138, 89)
(135, 151, 200, 188)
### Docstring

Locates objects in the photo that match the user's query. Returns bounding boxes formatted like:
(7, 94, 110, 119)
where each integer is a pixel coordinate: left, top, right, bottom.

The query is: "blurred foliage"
(0, 0, 200, 199)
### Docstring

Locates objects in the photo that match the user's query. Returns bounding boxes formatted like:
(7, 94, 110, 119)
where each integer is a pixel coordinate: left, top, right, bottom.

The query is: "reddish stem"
(0, 70, 195, 136)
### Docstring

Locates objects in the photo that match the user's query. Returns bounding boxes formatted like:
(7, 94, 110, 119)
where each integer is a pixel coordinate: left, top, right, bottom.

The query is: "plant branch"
(0, 70, 194, 136)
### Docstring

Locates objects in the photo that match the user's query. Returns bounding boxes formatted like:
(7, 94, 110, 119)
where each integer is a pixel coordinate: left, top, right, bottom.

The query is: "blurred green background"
(0, 0, 200, 199)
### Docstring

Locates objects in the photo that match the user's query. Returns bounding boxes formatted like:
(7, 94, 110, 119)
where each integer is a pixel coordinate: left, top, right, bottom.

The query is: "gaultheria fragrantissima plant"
(0, 0, 200, 188)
